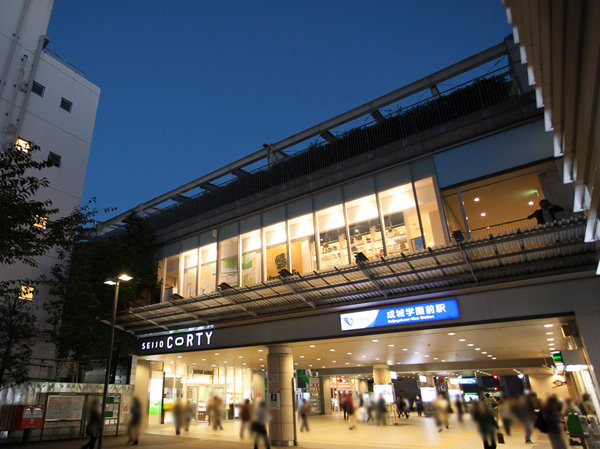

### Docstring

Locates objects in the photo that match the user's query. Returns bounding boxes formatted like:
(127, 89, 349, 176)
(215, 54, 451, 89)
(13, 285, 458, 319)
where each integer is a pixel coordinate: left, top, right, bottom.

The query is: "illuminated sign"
(458, 378, 477, 385)
(140, 330, 213, 354)
(340, 299, 459, 331)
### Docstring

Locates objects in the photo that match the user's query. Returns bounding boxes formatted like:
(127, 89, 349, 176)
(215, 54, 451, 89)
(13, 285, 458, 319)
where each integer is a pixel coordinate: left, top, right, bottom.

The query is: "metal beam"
(278, 278, 316, 308)
(173, 195, 190, 203)
(217, 290, 258, 317)
(232, 168, 249, 177)
(371, 110, 386, 124)
(320, 131, 337, 143)
(128, 310, 169, 330)
(98, 41, 508, 231)
(200, 183, 219, 192)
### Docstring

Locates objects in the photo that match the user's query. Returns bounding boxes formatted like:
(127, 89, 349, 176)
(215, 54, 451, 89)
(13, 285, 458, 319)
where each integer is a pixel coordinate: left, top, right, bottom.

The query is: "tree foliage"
(46, 213, 160, 375)
(0, 143, 99, 390)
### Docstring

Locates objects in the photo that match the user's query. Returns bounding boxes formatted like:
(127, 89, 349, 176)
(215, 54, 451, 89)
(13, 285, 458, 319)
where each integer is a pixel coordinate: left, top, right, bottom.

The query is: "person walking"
(542, 396, 568, 449)
(472, 400, 499, 449)
(298, 399, 310, 432)
(497, 396, 512, 436)
(81, 398, 101, 449)
(252, 400, 271, 449)
(455, 395, 466, 423)
(173, 398, 185, 435)
(239, 399, 252, 438)
(513, 394, 534, 444)
(433, 394, 450, 432)
(126, 396, 142, 446)
(415, 396, 424, 417)
(376, 394, 387, 426)
(346, 395, 357, 430)
(527, 199, 564, 224)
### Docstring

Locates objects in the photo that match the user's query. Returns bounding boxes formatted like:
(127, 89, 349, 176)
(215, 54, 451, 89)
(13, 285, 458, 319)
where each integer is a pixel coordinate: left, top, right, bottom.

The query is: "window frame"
(31, 81, 45, 97)
(60, 97, 72, 112)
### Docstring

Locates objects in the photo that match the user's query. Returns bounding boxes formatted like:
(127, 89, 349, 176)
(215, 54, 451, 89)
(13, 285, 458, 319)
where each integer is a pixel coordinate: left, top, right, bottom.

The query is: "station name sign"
(140, 330, 213, 355)
(340, 299, 460, 331)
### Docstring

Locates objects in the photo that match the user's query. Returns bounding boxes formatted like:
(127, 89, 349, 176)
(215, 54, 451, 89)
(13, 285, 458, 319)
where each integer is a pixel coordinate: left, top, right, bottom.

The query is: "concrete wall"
(528, 373, 570, 401)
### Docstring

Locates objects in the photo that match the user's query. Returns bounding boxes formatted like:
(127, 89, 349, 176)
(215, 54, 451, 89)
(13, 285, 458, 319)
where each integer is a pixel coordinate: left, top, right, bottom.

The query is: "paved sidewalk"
(3, 413, 554, 449)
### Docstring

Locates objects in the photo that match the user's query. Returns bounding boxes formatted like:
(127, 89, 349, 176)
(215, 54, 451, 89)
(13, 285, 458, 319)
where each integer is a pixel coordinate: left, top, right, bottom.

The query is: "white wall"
(0, 0, 101, 366)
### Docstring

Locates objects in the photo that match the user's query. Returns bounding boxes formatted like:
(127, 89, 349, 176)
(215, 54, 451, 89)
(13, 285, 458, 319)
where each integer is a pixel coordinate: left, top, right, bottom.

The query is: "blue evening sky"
(47, 1, 512, 221)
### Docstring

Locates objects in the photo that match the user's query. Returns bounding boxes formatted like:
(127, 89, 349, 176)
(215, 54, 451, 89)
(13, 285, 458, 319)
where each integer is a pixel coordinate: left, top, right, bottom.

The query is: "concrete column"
(322, 376, 332, 415)
(373, 364, 392, 384)
(267, 346, 294, 446)
(359, 379, 369, 394)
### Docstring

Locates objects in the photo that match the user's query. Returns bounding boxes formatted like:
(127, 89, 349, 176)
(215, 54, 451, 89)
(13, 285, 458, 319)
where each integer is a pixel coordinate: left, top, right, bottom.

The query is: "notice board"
(45, 395, 85, 421)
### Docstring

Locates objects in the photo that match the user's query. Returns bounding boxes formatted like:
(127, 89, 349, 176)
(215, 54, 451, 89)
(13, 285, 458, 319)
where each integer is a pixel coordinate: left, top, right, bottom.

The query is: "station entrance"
(135, 315, 599, 446)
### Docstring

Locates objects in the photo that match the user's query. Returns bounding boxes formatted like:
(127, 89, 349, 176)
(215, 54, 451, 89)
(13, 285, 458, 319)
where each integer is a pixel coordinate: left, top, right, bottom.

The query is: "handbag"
(497, 432, 505, 444)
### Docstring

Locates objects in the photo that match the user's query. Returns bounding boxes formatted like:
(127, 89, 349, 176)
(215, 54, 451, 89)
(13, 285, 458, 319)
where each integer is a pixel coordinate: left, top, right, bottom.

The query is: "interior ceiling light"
(475, 348, 481, 351)
(309, 345, 315, 348)
(474, 198, 480, 202)
(372, 339, 379, 343)
(546, 332, 554, 335)
(448, 332, 456, 336)
(402, 348, 408, 351)
(467, 344, 474, 347)
(528, 201, 534, 205)
(544, 324, 553, 328)
(480, 212, 487, 217)
(459, 339, 466, 342)
(347, 352, 353, 355)
(388, 344, 394, 347)
(330, 349, 335, 352)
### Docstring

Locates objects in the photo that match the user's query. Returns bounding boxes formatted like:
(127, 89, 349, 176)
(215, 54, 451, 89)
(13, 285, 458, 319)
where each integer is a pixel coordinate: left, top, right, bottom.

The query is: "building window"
(19, 285, 34, 301)
(317, 204, 348, 269)
(199, 243, 217, 294)
(31, 81, 45, 97)
(241, 230, 261, 286)
(264, 222, 287, 280)
(164, 255, 180, 299)
(346, 194, 384, 260)
(288, 213, 316, 275)
(219, 237, 239, 288)
(414, 177, 445, 248)
(181, 249, 198, 298)
(60, 97, 72, 112)
(378, 183, 418, 255)
(15, 138, 30, 153)
(48, 152, 61, 167)
(34, 215, 48, 229)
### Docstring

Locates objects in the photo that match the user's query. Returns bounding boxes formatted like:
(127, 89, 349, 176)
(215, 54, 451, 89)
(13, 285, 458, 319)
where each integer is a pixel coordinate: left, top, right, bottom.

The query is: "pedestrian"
(298, 399, 310, 432)
(415, 395, 423, 417)
(541, 395, 568, 449)
(376, 394, 387, 426)
(209, 396, 224, 430)
(81, 398, 101, 449)
(346, 395, 356, 430)
(579, 393, 596, 417)
(472, 400, 499, 449)
(240, 399, 252, 438)
(185, 399, 195, 431)
(455, 395, 465, 423)
(527, 199, 564, 224)
(497, 396, 512, 436)
(252, 400, 271, 449)
(433, 394, 450, 432)
(173, 398, 185, 435)
(341, 393, 347, 420)
(126, 396, 142, 446)
(403, 396, 411, 419)
(513, 394, 534, 444)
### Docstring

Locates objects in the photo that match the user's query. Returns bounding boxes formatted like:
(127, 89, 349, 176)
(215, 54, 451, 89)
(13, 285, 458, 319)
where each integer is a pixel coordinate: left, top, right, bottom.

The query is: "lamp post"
(98, 274, 132, 449)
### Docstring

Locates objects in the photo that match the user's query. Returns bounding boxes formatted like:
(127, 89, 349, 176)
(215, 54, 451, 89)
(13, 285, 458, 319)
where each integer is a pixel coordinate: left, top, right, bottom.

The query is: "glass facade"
(157, 163, 447, 302)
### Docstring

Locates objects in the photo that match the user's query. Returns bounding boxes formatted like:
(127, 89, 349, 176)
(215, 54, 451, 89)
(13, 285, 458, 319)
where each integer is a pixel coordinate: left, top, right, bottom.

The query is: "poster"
(269, 389, 280, 410)
(46, 396, 85, 421)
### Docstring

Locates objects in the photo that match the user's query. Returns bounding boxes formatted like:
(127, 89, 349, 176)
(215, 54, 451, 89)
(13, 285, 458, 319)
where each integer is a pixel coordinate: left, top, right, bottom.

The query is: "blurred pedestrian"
(240, 399, 252, 438)
(455, 396, 466, 423)
(376, 394, 387, 426)
(513, 394, 534, 444)
(346, 395, 356, 430)
(415, 395, 424, 417)
(298, 399, 310, 432)
(126, 396, 142, 446)
(81, 398, 101, 449)
(579, 393, 596, 417)
(433, 394, 450, 432)
(173, 398, 185, 435)
(185, 399, 195, 431)
(341, 393, 347, 420)
(472, 400, 499, 449)
(497, 396, 512, 436)
(542, 396, 568, 449)
(252, 400, 271, 449)
(209, 396, 224, 430)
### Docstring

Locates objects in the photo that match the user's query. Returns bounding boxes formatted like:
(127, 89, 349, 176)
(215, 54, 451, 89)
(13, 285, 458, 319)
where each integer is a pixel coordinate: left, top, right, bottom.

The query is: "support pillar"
(267, 346, 294, 446)
(373, 364, 392, 384)
(322, 376, 332, 415)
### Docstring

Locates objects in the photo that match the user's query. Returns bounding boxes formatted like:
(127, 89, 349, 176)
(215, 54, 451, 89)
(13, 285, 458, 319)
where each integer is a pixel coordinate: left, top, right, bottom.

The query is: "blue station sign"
(340, 299, 460, 331)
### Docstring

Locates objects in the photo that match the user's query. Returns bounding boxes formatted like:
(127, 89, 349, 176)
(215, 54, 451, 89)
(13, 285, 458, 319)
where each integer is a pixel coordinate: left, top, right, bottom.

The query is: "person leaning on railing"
(527, 200, 564, 225)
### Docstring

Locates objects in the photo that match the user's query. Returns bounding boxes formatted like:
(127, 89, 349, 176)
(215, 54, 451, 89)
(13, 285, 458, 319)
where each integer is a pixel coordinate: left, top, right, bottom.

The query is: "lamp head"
(104, 278, 117, 286)
(118, 274, 133, 282)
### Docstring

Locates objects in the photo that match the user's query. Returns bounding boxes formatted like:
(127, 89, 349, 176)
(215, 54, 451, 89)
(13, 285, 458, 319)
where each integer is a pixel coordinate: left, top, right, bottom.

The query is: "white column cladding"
(267, 346, 295, 446)
(322, 376, 332, 415)
(373, 364, 392, 384)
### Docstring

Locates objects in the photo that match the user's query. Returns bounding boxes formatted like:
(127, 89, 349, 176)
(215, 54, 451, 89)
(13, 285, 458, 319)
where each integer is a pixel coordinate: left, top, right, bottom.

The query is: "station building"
(99, 35, 600, 445)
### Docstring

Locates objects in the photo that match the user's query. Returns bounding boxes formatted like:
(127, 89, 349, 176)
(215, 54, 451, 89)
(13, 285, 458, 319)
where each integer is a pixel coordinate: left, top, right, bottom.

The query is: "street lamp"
(98, 273, 132, 449)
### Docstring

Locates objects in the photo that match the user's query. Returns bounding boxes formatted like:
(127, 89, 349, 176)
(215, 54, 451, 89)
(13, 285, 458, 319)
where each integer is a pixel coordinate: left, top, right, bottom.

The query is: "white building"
(0, 0, 101, 379)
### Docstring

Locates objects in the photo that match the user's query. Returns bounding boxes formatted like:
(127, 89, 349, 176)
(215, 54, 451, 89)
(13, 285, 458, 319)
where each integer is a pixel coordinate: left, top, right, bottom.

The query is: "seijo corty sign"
(140, 330, 213, 354)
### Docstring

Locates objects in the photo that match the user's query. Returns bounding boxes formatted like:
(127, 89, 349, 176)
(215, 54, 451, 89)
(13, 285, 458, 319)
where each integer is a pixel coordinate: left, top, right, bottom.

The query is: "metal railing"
(42, 48, 87, 78)
(469, 210, 578, 238)
(147, 68, 534, 231)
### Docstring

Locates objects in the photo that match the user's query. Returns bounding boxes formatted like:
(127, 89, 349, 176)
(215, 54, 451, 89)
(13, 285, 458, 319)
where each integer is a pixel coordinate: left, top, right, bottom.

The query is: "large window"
(346, 194, 384, 260)
(182, 249, 198, 297)
(264, 222, 287, 280)
(219, 236, 238, 288)
(199, 243, 217, 294)
(414, 177, 445, 248)
(442, 163, 571, 239)
(317, 204, 348, 269)
(378, 183, 418, 255)
(241, 230, 261, 286)
(288, 213, 316, 274)
(164, 255, 180, 299)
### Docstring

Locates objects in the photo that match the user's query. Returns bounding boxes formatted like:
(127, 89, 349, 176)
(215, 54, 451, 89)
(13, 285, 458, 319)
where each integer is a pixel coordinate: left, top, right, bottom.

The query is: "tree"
(45, 213, 160, 380)
(0, 143, 98, 390)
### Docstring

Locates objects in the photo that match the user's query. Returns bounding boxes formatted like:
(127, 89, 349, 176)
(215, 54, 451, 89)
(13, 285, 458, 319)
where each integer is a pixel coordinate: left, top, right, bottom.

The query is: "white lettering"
(141, 343, 146, 350)
(166, 336, 173, 349)
(175, 336, 184, 346)
(196, 332, 203, 345)
(205, 331, 213, 345)
(186, 334, 194, 347)
(160, 340, 164, 348)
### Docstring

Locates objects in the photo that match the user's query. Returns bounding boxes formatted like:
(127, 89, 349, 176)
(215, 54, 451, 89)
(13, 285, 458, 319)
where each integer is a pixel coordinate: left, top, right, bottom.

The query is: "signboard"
(458, 378, 477, 385)
(373, 384, 394, 404)
(269, 390, 280, 410)
(140, 330, 214, 355)
(45, 396, 85, 421)
(340, 299, 460, 331)
(420, 387, 437, 403)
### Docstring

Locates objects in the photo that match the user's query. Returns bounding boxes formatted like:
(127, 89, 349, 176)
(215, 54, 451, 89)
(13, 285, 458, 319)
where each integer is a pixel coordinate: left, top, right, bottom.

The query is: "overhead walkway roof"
(114, 216, 598, 337)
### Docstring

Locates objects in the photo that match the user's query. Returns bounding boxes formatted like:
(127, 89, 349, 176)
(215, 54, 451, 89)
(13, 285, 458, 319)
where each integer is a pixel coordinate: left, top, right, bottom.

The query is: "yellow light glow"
(358, 203, 378, 220)
(245, 235, 261, 252)
(15, 138, 30, 153)
(19, 285, 34, 301)
(326, 212, 345, 230)
(389, 193, 415, 213)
